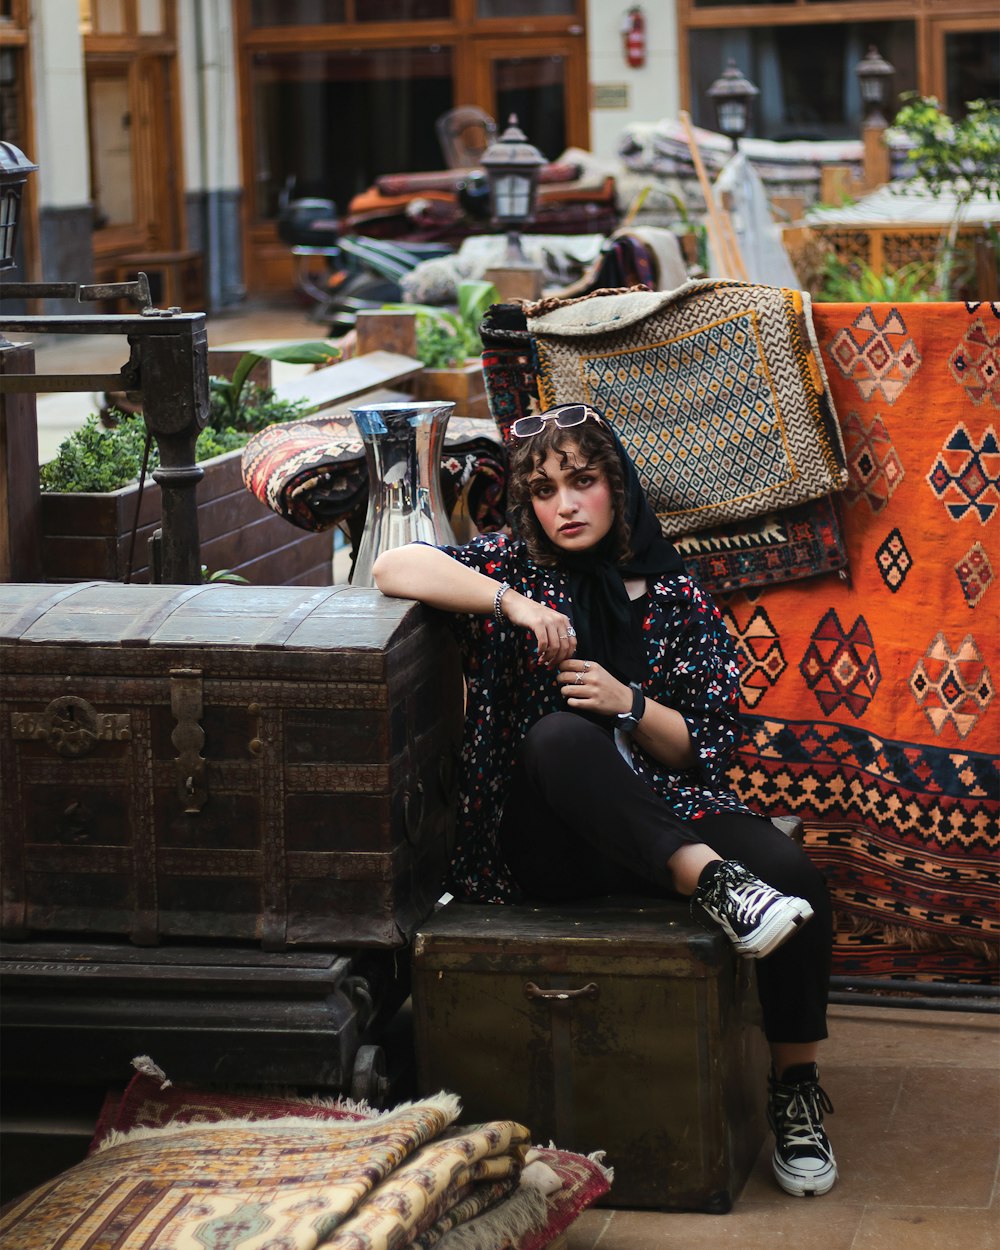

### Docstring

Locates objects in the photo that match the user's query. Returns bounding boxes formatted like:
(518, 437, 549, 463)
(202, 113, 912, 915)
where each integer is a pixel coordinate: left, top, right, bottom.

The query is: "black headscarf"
(559, 420, 686, 686)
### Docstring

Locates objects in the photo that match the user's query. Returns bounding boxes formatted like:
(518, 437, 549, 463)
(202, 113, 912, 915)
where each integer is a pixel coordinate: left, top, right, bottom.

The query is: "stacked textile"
(616, 117, 912, 210)
(0, 1060, 611, 1250)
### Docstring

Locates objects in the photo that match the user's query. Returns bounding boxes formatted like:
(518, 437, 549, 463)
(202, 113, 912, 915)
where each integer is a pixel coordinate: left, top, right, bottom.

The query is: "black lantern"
(0, 142, 38, 273)
(856, 46, 895, 127)
(480, 115, 546, 266)
(706, 60, 759, 151)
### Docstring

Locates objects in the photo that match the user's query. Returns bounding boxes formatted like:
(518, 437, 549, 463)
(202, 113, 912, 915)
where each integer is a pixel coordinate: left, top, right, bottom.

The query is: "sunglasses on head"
(509, 404, 605, 440)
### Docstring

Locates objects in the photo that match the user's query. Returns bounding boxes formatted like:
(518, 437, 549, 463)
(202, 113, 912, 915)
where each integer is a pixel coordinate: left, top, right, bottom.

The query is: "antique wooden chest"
(412, 900, 769, 1212)
(0, 582, 463, 950)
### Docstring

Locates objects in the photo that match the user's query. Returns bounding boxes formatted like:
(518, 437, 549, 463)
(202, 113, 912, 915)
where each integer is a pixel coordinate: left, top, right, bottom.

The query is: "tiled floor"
(565, 1003, 1000, 1250)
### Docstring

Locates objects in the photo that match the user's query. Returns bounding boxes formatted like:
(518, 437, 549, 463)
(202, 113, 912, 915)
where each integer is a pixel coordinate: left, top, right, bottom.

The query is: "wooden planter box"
(415, 360, 491, 421)
(40, 448, 333, 586)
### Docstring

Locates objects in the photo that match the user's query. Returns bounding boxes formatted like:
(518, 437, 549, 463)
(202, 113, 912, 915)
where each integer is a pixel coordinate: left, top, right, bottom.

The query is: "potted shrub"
(387, 281, 498, 419)
(38, 342, 339, 585)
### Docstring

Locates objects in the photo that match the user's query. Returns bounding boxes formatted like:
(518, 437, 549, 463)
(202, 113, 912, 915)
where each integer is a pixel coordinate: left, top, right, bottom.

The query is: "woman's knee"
(761, 838, 830, 914)
(519, 712, 613, 784)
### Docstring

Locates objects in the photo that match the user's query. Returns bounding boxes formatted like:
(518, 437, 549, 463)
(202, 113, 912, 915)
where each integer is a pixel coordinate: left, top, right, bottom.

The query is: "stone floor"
(566, 1002, 999, 1250)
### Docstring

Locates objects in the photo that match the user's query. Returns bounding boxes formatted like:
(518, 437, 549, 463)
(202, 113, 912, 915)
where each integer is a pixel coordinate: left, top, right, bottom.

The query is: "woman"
(374, 402, 837, 1198)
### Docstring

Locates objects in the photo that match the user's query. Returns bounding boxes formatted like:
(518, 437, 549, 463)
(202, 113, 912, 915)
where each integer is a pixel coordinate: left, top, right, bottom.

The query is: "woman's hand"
(556, 659, 632, 716)
(500, 590, 577, 668)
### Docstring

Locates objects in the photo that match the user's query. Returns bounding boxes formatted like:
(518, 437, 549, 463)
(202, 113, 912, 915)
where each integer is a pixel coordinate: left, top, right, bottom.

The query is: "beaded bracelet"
(493, 581, 511, 622)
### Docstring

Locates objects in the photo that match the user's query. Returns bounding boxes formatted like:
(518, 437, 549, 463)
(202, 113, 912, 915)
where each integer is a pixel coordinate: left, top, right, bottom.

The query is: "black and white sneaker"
(768, 1063, 838, 1196)
(691, 860, 813, 959)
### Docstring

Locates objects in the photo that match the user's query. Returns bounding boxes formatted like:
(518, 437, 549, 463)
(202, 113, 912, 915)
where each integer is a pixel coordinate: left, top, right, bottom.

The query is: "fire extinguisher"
(622, 5, 646, 69)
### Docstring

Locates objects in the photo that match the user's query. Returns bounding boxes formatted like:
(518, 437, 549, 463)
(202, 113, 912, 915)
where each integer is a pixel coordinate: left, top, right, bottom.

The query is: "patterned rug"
(56, 1065, 610, 1250)
(721, 302, 999, 982)
(526, 282, 848, 536)
(242, 415, 507, 540)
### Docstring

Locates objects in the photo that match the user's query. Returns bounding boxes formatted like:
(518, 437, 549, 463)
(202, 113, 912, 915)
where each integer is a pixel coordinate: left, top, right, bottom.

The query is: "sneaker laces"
(693, 860, 773, 927)
(770, 1075, 835, 1157)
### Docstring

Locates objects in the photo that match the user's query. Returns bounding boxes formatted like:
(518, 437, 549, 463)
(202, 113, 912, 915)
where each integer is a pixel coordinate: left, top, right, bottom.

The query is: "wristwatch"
(616, 682, 646, 732)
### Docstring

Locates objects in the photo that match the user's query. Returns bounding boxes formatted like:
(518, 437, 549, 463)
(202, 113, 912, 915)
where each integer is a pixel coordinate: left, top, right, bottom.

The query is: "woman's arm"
(632, 698, 697, 769)
(373, 543, 578, 666)
(556, 660, 695, 769)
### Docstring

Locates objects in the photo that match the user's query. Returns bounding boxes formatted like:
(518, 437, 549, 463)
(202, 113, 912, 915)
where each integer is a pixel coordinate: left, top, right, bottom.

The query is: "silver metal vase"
(349, 401, 458, 586)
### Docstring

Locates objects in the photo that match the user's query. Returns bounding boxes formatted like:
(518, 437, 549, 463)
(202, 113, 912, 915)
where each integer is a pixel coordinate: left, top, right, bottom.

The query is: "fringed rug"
(673, 494, 848, 591)
(722, 302, 999, 983)
(58, 1062, 611, 1250)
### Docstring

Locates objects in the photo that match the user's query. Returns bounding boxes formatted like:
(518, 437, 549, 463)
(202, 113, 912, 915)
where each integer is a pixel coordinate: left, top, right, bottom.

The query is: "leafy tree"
(892, 94, 1000, 296)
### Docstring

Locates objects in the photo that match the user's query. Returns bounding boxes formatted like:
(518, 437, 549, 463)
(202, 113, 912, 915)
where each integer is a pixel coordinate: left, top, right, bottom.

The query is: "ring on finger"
(574, 672, 585, 686)
(566, 625, 577, 639)
(584, 661, 591, 673)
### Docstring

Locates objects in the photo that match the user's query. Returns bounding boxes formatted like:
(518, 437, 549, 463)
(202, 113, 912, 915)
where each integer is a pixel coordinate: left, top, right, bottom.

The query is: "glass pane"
(358, 0, 451, 19)
(90, 74, 134, 226)
(250, 0, 345, 25)
(478, 0, 574, 15)
(137, 0, 164, 34)
(250, 47, 453, 219)
(94, 0, 125, 33)
(689, 21, 916, 141)
(493, 56, 565, 160)
(0, 52, 22, 145)
(945, 30, 1000, 119)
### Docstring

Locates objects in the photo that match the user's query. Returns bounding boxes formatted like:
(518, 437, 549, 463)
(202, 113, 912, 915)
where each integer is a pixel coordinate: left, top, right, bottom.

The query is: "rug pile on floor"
(0, 1060, 610, 1250)
(722, 301, 998, 982)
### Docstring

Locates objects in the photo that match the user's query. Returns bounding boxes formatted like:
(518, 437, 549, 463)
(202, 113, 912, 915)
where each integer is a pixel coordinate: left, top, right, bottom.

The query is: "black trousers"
(497, 712, 831, 1044)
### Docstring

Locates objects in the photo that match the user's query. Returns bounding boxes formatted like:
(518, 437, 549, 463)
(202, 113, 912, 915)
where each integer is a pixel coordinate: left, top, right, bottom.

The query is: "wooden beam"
(0, 341, 42, 583)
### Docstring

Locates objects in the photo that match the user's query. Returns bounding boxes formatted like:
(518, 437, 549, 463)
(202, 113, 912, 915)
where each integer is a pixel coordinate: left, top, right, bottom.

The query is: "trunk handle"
(524, 980, 598, 1002)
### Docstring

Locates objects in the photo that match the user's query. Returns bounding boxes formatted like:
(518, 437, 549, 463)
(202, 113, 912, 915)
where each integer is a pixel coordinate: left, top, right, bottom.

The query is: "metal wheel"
(350, 1043, 389, 1108)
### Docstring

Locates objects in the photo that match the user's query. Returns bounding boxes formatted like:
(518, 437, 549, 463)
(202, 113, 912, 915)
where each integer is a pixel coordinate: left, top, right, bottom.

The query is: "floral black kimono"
(436, 533, 753, 903)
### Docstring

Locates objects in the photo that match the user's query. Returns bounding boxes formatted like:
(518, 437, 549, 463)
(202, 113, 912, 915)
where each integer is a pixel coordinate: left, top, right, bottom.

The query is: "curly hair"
(507, 416, 632, 567)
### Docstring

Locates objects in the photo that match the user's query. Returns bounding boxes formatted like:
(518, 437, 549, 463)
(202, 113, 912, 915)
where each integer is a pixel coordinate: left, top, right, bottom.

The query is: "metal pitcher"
(349, 401, 457, 586)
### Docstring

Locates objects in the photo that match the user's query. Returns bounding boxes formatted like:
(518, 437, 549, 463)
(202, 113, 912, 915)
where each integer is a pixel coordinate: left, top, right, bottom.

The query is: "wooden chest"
(413, 900, 769, 1212)
(0, 582, 462, 950)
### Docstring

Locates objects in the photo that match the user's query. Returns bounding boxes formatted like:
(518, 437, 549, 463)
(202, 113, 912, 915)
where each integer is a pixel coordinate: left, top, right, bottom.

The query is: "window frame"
(676, 0, 998, 121)
(234, 0, 589, 292)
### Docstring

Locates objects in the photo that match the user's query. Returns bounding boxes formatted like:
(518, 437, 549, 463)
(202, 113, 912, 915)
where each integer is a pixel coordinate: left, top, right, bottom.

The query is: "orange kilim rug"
(721, 302, 999, 983)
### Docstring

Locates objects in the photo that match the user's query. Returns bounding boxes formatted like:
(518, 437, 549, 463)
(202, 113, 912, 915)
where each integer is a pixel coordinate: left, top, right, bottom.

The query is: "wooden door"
(87, 52, 181, 263)
(470, 34, 589, 159)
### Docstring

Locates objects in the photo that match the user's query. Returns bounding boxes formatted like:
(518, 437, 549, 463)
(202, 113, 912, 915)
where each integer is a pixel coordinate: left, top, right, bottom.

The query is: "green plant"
(39, 412, 155, 493)
(41, 339, 341, 493)
(384, 280, 500, 369)
(891, 94, 1000, 296)
(201, 565, 249, 584)
(663, 189, 710, 273)
(40, 412, 272, 493)
(817, 255, 935, 303)
(208, 340, 340, 429)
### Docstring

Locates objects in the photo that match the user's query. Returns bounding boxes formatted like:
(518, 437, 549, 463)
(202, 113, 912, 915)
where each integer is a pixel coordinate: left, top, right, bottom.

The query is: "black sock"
(696, 859, 724, 892)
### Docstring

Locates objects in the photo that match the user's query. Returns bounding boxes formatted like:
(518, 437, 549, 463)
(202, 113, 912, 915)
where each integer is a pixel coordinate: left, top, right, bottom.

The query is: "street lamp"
(0, 142, 38, 272)
(855, 45, 895, 128)
(706, 60, 759, 152)
(856, 46, 895, 188)
(480, 115, 546, 267)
